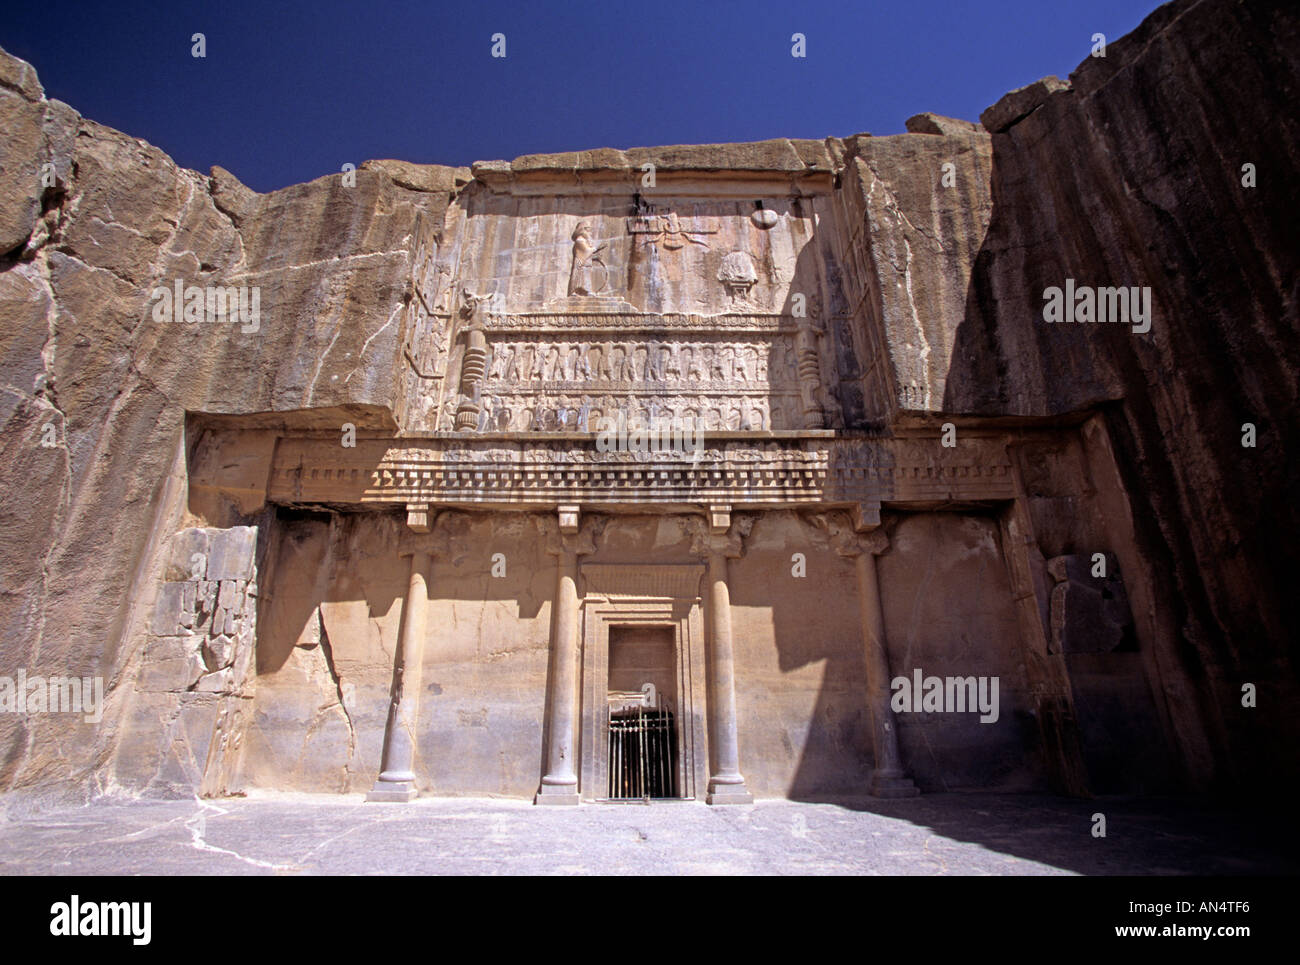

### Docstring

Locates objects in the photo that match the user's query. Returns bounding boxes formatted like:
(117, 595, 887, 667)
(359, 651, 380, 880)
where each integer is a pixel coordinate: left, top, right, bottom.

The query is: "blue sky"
(3, 0, 1159, 193)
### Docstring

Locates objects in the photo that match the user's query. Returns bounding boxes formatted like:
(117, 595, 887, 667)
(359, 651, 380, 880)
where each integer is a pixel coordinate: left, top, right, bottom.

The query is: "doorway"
(578, 562, 707, 802)
(606, 625, 679, 800)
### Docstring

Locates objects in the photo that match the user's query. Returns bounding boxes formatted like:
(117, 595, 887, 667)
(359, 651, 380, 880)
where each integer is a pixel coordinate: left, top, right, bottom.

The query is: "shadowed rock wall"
(943, 0, 1300, 790)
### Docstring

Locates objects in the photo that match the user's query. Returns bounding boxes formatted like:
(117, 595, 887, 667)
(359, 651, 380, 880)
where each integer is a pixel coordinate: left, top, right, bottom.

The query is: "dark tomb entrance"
(606, 625, 680, 800)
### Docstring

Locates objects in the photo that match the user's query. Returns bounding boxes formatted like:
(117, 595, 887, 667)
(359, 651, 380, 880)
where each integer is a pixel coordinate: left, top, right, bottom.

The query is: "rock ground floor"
(0, 793, 1291, 876)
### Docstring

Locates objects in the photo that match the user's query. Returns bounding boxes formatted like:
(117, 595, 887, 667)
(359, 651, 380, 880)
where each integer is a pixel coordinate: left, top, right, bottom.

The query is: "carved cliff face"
(450, 196, 814, 316)
(401, 181, 852, 434)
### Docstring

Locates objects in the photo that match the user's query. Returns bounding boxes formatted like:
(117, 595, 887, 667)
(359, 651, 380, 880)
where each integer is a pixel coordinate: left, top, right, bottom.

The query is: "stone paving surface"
(0, 792, 1293, 876)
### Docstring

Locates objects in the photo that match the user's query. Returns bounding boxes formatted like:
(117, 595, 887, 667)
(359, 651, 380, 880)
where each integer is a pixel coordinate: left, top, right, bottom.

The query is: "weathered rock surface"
(472, 138, 838, 184)
(946, 0, 1300, 788)
(835, 129, 993, 416)
(905, 113, 984, 136)
(979, 76, 1071, 133)
(0, 47, 461, 801)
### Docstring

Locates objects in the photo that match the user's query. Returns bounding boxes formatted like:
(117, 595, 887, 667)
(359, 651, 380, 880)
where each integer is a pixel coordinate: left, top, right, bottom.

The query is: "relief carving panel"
(399, 188, 852, 433)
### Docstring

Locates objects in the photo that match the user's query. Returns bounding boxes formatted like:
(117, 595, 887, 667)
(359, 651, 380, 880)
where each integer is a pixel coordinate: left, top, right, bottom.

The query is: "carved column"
(536, 505, 596, 805)
(454, 291, 490, 431)
(795, 313, 825, 429)
(837, 527, 919, 798)
(696, 506, 754, 804)
(367, 506, 435, 802)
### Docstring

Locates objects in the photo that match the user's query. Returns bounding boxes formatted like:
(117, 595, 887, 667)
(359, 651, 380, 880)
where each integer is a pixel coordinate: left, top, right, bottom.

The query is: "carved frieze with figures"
(399, 195, 849, 433)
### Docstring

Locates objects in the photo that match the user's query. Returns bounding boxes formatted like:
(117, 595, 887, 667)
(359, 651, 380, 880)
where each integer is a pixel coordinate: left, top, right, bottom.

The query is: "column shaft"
(536, 547, 581, 804)
(855, 550, 919, 798)
(706, 550, 752, 804)
(367, 549, 431, 802)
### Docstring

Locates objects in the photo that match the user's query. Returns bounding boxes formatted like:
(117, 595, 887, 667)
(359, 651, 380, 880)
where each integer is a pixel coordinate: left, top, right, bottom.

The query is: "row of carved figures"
(434, 393, 799, 433)
(481, 340, 794, 385)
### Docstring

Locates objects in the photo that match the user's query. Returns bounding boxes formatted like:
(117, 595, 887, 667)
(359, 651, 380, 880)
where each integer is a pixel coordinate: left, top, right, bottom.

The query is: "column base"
(706, 780, 754, 805)
(366, 780, 418, 802)
(535, 780, 580, 806)
(870, 771, 920, 799)
(534, 787, 579, 806)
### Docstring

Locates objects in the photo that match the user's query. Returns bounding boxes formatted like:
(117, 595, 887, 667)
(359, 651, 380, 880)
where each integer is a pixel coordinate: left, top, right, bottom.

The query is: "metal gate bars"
(607, 707, 678, 799)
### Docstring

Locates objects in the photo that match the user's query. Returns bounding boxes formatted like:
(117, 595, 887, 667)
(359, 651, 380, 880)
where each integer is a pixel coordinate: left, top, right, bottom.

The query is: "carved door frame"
(578, 563, 708, 801)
